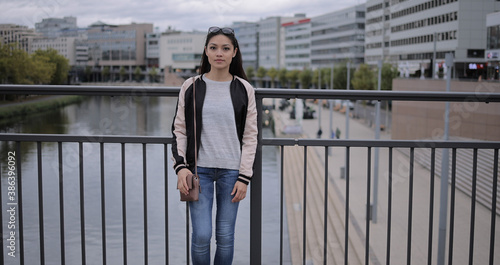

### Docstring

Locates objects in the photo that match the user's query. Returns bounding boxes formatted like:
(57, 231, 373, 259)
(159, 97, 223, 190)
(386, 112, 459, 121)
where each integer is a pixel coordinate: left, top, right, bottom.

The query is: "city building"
(146, 30, 161, 68)
(232, 22, 259, 71)
(282, 18, 311, 70)
(159, 30, 206, 74)
(365, 0, 500, 79)
(486, 11, 500, 80)
(310, 4, 366, 68)
(32, 36, 84, 65)
(35, 16, 78, 38)
(0, 24, 39, 53)
(86, 21, 153, 81)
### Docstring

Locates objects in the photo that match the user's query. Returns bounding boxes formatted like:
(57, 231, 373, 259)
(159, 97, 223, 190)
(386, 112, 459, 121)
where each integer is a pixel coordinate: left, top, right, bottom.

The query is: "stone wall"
(392, 79, 500, 141)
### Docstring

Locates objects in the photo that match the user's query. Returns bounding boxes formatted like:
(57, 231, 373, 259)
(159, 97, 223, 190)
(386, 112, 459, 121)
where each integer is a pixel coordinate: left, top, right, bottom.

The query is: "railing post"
(250, 95, 263, 265)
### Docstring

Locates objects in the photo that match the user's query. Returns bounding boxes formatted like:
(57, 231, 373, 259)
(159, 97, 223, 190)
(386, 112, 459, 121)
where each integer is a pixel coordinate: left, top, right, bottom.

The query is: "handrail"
(1, 84, 500, 102)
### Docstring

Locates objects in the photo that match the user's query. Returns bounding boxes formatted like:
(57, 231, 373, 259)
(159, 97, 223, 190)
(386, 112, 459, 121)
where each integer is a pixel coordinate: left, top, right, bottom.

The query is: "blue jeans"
(189, 167, 240, 265)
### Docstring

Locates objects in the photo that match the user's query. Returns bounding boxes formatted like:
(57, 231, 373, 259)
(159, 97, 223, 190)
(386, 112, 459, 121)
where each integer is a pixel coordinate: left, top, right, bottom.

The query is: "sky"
(0, 0, 366, 32)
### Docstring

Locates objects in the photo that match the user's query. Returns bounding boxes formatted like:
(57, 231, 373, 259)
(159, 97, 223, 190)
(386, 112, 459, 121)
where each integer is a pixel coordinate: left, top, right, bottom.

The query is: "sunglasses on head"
(208, 26, 234, 35)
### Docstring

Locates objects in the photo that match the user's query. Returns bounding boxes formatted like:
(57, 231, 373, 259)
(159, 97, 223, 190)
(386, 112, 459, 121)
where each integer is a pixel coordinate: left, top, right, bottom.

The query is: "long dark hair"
(199, 29, 248, 81)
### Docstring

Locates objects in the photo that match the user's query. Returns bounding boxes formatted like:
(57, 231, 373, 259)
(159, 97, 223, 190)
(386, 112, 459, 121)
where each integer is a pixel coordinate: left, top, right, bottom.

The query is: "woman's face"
(205, 34, 237, 72)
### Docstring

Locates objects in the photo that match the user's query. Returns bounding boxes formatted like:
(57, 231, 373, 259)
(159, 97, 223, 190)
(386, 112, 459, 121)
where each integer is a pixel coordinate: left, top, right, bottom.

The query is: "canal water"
(0, 96, 290, 264)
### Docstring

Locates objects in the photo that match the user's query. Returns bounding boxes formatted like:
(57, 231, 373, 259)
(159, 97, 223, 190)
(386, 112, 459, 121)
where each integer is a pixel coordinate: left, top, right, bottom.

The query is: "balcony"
(0, 84, 499, 265)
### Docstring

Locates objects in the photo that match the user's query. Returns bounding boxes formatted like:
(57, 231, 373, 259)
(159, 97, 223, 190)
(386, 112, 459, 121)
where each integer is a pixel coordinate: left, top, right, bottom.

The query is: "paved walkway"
(271, 99, 500, 265)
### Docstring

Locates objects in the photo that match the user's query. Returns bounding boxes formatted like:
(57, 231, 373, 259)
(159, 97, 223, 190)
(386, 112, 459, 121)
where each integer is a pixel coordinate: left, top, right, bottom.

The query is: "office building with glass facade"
(310, 4, 366, 68)
(366, 0, 500, 79)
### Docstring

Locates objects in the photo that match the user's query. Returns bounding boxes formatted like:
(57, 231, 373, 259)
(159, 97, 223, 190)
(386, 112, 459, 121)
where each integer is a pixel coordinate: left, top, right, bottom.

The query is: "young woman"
(171, 26, 258, 265)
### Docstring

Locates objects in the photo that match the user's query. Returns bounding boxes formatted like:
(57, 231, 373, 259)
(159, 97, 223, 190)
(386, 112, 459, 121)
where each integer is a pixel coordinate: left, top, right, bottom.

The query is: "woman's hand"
(177, 168, 192, 195)
(231, 181, 247, 203)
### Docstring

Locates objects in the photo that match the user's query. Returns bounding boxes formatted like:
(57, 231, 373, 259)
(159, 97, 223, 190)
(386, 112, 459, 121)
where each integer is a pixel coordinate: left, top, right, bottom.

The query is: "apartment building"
(486, 11, 500, 80)
(32, 36, 84, 65)
(86, 21, 153, 79)
(232, 22, 259, 71)
(146, 31, 160, 68)
(366, 0, 500, 79)
(0, 24, 39, 53)
(158, 30, 206, 73)
(310, 4, 366, 68)
(282, 18, 311, 70)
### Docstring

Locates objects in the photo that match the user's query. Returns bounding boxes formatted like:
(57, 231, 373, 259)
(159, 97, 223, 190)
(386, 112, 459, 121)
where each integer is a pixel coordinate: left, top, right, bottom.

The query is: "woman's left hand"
(231, 181, 247, 203)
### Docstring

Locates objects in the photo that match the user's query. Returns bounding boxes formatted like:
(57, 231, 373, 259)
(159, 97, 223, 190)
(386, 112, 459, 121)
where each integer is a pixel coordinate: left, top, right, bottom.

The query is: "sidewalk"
(271, 99, 500, 265)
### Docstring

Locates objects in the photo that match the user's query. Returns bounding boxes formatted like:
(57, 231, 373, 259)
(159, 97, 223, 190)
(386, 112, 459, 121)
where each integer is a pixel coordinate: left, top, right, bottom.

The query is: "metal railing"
(0, 84, 500, 265)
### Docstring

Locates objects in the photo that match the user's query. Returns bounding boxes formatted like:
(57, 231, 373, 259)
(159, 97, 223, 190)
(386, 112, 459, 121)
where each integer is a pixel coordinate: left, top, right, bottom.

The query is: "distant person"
(171, 26, 258, 265)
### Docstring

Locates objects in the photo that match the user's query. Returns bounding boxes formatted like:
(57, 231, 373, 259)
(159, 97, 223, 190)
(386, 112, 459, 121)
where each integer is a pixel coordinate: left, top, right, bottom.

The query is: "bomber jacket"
(171, 75, 258, 185)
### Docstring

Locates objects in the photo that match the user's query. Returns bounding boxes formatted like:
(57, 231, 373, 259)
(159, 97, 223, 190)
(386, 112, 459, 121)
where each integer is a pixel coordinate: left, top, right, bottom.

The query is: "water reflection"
(0, 97, 288, 264)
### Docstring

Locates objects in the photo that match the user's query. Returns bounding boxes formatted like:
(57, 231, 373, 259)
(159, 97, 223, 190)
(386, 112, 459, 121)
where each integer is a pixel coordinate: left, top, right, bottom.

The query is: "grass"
(0, 95, 87, 121)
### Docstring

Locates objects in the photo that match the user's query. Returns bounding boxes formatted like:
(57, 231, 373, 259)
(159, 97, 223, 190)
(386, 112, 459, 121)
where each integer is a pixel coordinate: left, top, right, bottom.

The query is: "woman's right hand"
(177, 168, 192, 195)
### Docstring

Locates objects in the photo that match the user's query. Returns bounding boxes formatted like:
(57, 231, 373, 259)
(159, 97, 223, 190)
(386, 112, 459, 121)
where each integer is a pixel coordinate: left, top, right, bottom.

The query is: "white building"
(282, 18, 311, 70)
(366, 0, 500, 79)
(159, 31, 206, 73)
(0, 24, 39, 53)
(486, 11, 500, 80)
(146, 32, 160, 68)
(310, 4, 366, 68)
(32, 37, 83, 65)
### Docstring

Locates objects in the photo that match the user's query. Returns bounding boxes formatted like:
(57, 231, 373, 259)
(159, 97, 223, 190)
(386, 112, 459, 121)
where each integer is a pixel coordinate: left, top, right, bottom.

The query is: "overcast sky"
(1, 0, 366, 32)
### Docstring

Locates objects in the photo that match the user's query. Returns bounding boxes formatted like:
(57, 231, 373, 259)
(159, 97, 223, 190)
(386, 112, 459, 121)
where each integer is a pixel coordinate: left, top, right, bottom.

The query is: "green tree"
(102, 66, 110, 82)
(352, 64, 375, 90)
(0, 44, 32, 84)
(256, 66, 267, 87)
(321, 68, 332, 89)
(246, 66, 255, 85)
(278, 68, 288, 88)
(134, 67, 142, 82)
(33, 48, 69, 84)
(286, 69, 300, 89)
(30, 52, 55, 84)
(333, 63, 355, 90)
(149, 67, 157, 83)
(267, 67, 278, 88)
(312, 68, 319, 88)
(84, 66, 92, 82)
(299, 69, 312, 89)
(381, 63, 398, 90)
(119, 66, 126, 82)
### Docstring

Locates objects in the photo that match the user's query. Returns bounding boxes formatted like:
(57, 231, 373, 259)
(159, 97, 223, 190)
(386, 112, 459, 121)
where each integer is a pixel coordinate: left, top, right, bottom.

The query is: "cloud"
(0, 0, 365, 31)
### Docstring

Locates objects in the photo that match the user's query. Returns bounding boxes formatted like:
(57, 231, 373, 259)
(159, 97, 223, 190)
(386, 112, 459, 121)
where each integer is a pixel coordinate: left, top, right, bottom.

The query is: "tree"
(278, 68, 288, 88)
(256, 66, 267, 87)
(299, 69, 312, 89)
(0, 44, 32, 84)
(286, 70, 300, 89)
(102, 66, 110, 82)
(321, 68, 332, 89)
(267, 67, 278, 88)
(134, 67, 142, 82)
(352, 64, 375, 90)
(119, 66, 126, 82)
(312, 69, 319, 88)
(246, 66, 255, 85)
(30, 52, 55, 84)
(333, 63, 355, 90)
(84, 66, 92, 82)
(33, 48, 69, 84)
(381, 63, 398, 90)
(149, 67, 158, 83)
